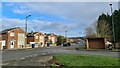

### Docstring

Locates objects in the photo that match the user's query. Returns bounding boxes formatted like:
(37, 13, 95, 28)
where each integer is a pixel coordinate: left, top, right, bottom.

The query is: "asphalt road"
(1, 44, 119, 63)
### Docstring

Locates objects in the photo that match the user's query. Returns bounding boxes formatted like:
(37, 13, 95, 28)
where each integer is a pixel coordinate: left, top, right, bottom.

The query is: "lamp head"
(28, 15, 31, 17)
(26, 15, 31, 18)
(109, 4, 112, 6)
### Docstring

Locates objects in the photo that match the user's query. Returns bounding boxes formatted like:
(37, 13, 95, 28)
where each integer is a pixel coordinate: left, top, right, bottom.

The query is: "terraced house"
(27, 31, 45, 48)
(0, 27, 25, 49)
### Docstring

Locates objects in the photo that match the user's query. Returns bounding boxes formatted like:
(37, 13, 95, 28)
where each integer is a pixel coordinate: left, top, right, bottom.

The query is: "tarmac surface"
(1, 44, 119, 66)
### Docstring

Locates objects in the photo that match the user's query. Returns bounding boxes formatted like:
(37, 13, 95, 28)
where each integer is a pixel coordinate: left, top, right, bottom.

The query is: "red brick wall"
(87, 38, 105, 49)
(34, 34, 39, 43)
(2, 28, 25, 49)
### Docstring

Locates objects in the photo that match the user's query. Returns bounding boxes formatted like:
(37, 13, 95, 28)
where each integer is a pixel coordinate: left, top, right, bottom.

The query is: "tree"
(57, 35, 64, 45)
(96, 13, 112, 41)
(96, 20, 112, 37)
(86, 21, 97, 37)
(113, 9, 120, 42)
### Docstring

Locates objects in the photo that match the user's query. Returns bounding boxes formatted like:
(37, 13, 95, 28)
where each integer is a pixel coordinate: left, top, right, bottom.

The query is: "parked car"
(63, 42, 71, 46)
(108, 44, 113, 50)
(106, 41, 113, 50)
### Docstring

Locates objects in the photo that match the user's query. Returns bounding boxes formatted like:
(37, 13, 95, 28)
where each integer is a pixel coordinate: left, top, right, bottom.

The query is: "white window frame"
(18, 40, 24, 45)
(10, 32, 14, 36)
(40, 36, 43, 40)
(51, 37, 55, 43)
(35, 36, 38, 39)
(18, 33, 24, 37)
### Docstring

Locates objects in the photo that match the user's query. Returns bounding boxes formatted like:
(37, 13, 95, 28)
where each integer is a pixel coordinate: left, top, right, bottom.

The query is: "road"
(1, 44, 119, 63)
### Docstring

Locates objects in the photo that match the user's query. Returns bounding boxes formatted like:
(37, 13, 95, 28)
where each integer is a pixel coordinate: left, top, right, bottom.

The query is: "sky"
(1, 2, 119, 37)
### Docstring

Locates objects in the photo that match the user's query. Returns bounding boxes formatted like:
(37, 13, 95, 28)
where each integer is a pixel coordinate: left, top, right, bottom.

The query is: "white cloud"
(2, 17, 85, 36)
(14, 2, 118, 24)
(7, 2, 118, 25)
(13, 5, 31, 14)
(2, 17, 25, 30)
(29, 19, 82, 32)
(13, 9, 26, 14)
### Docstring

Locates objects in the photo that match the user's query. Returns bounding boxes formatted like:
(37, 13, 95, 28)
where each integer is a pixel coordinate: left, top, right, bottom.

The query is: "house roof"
(45, 34, 51, 36)
(45, 33, 57, 37)
(27, 32, 38, 37)
(0, 27, 20, 34)
(27, 31, 44, 37)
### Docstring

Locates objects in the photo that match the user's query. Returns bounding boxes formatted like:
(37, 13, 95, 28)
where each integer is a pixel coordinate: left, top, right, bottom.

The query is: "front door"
(10, 41, 14, 49)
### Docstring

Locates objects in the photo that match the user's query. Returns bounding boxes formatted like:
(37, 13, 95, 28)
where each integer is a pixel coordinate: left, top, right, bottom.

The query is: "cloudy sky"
(1, 2, 119, 37)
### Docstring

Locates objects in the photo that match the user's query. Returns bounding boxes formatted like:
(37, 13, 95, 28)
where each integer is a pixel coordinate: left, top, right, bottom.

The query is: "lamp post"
(25, 15, 31, 48)
(65, 31, 67, 38)
(65, 31, 67, 42)
(109, 4, 116, 49)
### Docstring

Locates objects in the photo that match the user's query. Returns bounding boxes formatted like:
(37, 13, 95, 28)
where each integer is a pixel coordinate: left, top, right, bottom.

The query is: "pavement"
(0, 43, 119, 66)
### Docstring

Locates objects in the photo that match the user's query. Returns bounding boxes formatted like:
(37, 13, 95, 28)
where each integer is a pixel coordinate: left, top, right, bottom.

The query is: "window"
(40, 36, 42, 40)
(39, 36, 44, 40)
(18, 33, 24, 37)
(18, 40, 24, 45)
(10, 32, 14, 36)
(36, 36, 38, 39)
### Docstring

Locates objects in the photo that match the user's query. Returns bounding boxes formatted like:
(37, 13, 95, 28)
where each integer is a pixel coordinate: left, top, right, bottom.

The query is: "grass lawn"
(53, 54, 119, 67)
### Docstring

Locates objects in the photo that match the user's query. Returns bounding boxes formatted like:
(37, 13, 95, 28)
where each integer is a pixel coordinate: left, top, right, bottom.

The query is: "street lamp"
(25, 15, 31, 33)
(25, 15, 31, 48)
(65, 31, 67, 38)
(109, 4, 116, 49)
(65, 31, 67, 42)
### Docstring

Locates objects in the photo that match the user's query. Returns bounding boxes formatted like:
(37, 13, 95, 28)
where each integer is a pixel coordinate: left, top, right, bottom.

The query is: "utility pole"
(25, 15, 31, 49)
(109, 4, 116, 49)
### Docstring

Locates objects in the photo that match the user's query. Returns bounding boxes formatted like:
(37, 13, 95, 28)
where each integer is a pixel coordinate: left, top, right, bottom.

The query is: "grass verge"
(49, 54, 119, 68)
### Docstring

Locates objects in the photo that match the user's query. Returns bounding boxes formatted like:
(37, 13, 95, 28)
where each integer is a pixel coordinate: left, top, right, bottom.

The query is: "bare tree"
(86, 21, 97, 37)
(96, 20, 112, 37)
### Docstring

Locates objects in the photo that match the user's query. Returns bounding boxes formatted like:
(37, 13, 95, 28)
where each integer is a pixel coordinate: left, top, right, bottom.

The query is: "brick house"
(27, 31, 45, 47)
(44, 33, 57, 46)
(0, 27, 25, 49)
(86, 37, 107, 49)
